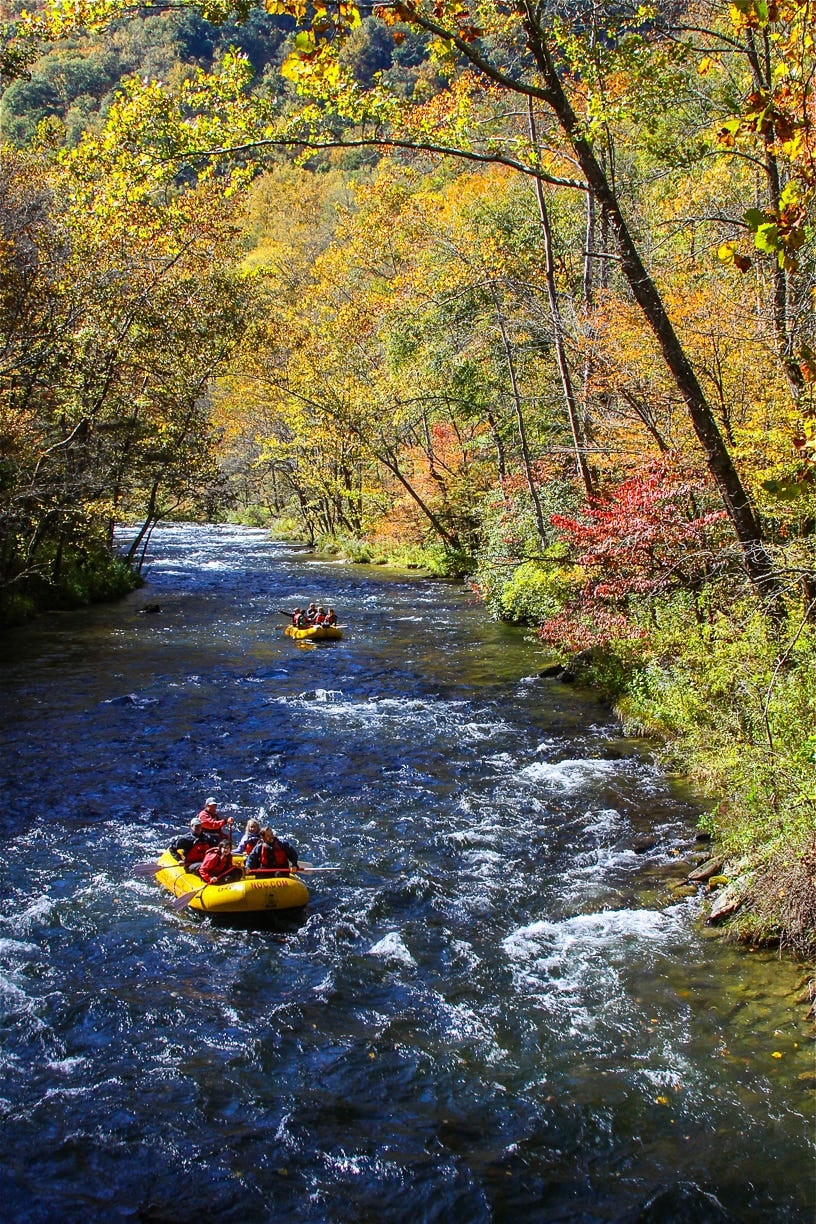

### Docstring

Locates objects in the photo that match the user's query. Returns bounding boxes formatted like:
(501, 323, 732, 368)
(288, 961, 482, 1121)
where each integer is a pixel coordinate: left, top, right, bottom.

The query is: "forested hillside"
(1, 0, 814, 952)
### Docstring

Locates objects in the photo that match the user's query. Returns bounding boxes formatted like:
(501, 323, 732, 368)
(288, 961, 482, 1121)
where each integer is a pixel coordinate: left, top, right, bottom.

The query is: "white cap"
(205, 797, 217, 807)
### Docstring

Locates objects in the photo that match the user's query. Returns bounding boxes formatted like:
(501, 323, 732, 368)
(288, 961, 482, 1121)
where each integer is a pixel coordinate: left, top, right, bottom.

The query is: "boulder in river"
(707, 875, 752, 924)
(687, 856, 726, 883)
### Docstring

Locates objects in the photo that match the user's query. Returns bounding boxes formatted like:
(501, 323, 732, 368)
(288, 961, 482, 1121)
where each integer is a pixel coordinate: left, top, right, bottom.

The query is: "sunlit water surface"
(0, 524, 812, 1223)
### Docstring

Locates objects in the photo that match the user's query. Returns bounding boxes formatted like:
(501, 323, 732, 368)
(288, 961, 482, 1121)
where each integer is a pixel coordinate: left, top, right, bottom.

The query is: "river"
(0, 523, 812, 1223)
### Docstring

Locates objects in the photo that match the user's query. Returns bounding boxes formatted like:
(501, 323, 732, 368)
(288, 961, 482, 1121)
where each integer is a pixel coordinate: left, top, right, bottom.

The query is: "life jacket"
(181, 836, 211, 865)
(252, 839, 290, 871)
(199, 846, 233, 883)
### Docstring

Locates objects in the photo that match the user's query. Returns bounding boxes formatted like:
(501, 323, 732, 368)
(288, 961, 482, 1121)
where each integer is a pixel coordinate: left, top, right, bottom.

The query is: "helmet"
(190, 817, 202, 831)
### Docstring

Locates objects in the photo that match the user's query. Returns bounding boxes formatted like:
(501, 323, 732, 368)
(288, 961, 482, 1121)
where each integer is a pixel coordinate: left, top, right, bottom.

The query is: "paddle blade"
(133, 861, 161, 877)
(171, 887, 203, 911)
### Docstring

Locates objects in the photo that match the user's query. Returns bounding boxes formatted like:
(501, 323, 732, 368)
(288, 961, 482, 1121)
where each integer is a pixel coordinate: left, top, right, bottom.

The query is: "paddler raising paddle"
(196, 797, 233, 839)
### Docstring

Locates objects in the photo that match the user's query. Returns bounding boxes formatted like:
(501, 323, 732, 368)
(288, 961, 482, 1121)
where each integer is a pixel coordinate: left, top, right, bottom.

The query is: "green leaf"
(753, 222, 779, 253)
(760, 478, 808, 502)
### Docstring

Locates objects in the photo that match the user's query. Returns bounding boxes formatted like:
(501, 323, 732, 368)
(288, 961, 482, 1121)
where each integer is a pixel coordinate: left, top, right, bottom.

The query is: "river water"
(0, 523, 812, 1223)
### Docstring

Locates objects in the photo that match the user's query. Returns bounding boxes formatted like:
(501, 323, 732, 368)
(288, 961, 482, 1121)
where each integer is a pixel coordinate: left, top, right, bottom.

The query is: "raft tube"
(285, 624, 343, 641)
(154, 850, 309, 914)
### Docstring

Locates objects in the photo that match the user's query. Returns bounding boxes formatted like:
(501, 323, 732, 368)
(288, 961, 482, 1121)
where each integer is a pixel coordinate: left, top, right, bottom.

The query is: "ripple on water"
(0, 523, 811, 1224)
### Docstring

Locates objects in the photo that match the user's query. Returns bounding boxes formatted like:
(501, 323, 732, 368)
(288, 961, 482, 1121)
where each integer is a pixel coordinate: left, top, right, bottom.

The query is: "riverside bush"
(498, 559, 586, 624)
(616, 605, 816, 944)
(229, 505, 273, 528)
(311, 532, 472, 576)
(473, 479, 578, 617)
(0, 542, 138, 626)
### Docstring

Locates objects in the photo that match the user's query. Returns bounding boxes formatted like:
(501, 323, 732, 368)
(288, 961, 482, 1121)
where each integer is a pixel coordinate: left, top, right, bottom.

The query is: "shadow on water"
(206, 908, 310, 935)
(0, 524, 812, 1224)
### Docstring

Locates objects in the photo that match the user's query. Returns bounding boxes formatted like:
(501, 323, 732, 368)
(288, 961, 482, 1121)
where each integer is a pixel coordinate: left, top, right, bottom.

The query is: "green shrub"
(229, 505, 273, 528)
(0, 542, 139, 626)
(498, 559, 585, 624)
(617, 605, 816, 864)
(473, 481, 578, 617)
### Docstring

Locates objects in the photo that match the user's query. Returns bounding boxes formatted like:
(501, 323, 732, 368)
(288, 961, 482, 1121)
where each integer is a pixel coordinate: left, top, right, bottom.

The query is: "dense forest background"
(1, 0, 814, 953)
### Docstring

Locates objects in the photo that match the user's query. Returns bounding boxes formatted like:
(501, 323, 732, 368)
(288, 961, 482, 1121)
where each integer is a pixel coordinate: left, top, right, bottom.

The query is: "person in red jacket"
(199, 840, 241, 884)
(245, 827, 299, 875)
(197, 797, 233, 839)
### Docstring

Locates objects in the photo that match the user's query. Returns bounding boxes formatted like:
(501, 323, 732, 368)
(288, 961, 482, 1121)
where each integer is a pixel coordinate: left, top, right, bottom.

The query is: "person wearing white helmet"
(196, 797, 233, 840)
(169, 815, 218, 872)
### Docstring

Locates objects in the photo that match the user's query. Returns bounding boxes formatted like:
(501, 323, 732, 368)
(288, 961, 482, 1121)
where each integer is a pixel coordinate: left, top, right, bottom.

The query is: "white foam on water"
(1, 894, 56, 931)
(321, 1151, 405, 1185)
(517, 757, 624, 792)
(565, 845, 639, 890)
(429, 995, 497, 1052)
(499, 908, 696, 1060)
(460, 718, 513, 742)
(449, 938, 481, 970)
(0, 937, 39, 957)
(0, 976, 33, 1019)
(298, 688, 345, 702)
(482, 752, 516, 769)
(460, 848, 505, 875)
(369, 932, 416, 967)
(503, 906, 678, 966)
(45, 1056, 89, 1075)
(575, 806, 628, 838)
(534, 739, 559, 754)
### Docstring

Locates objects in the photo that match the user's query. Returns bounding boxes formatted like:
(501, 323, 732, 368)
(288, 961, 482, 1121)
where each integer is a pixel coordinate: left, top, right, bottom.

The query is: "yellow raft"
(154, 850, 310, 915)
(285, 623, 343, 641)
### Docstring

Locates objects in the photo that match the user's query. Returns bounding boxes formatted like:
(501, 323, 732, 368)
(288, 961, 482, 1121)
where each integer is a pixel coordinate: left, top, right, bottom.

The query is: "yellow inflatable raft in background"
(285, 623, 343, 641)
(153, 850, 310, 914)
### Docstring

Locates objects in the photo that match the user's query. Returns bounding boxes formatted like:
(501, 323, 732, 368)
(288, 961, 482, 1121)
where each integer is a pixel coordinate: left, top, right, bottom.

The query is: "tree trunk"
(523, 13, 781, 606)
(744, 28, 805, 405)
(375, 446, 460, 550)
(528, 99, 595, 499)
(488, 283, 549, 547)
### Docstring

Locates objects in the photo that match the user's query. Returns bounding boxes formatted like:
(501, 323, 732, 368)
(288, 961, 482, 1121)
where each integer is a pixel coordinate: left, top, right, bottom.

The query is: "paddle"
(134, 856, 187, 877)
(245, 865, 341, 874)
(133, 861, 161, 877)
(172, 884, 206, 911)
